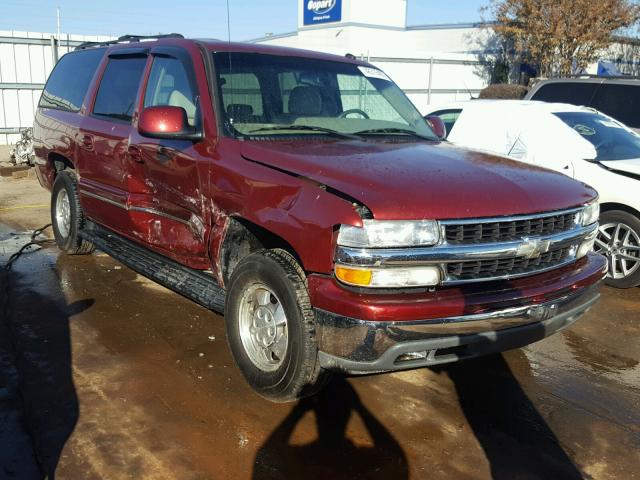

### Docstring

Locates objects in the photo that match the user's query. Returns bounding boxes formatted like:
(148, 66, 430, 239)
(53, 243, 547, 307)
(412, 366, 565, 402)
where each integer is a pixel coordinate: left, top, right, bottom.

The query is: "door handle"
(81, 134, 94, 150)
(128, 145, 144, 163)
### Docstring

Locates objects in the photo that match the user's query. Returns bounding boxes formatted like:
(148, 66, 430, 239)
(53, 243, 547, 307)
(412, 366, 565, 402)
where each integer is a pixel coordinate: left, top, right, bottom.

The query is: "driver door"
(127, 46, 208, 263)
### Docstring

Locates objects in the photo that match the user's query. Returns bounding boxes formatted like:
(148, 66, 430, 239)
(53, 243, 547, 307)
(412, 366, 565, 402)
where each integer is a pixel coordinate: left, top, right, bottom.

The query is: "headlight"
(580, 199, 599, 226)
(335, 265, 441, 288)
(337, 220, 440, 248)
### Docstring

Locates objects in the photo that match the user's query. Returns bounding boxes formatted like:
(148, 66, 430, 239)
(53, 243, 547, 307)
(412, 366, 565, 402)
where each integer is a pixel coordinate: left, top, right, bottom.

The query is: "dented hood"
(240, 140, 597, 221)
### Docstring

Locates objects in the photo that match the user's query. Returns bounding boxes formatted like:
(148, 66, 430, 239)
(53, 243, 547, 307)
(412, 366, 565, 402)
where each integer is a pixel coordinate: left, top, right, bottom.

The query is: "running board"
(80, 221, 225, 313)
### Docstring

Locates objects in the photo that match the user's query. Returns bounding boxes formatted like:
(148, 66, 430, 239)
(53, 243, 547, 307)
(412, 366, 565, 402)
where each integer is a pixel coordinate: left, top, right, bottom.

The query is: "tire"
(50, 170, 95, 255)
(225, 249, 330, 402)
(594, 210, 640, 288)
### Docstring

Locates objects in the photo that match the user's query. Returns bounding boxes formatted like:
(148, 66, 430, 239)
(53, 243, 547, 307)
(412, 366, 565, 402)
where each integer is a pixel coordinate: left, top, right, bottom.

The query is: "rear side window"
(531, 82, 599, 106)
(591, 84, 640, 129)
(39, 49, 104, 112)
(93, 56, 147, 122)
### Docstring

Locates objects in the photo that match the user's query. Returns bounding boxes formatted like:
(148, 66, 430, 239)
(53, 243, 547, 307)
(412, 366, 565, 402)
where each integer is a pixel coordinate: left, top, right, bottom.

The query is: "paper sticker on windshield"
(358, 66, 390, 81)
(573, 124, 596, 136)
(596, 119, 623, 129)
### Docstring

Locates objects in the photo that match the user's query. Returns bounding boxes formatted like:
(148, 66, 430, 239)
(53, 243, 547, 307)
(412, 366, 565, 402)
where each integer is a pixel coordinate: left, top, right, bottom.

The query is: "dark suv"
(526, 77, 640, 131)
(33, 35, 606, 402)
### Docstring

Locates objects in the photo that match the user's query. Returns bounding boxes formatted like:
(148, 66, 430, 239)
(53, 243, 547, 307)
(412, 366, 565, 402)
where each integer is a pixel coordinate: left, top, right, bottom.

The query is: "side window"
(144, 56, 199, 127)
(39, 49, 104, 112)
(591, 84, 640, 129)
(220, 73, 264, 123)
(530, 82, 598, 107)
(93, 56, 147, 122)
(429, 109, 462, 137)
(337, 74, 402, 122)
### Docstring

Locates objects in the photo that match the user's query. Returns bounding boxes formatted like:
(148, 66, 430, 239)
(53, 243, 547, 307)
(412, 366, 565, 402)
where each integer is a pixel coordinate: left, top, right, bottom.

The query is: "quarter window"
(93, 56, 147, 121)
(39, 49, 104, 112)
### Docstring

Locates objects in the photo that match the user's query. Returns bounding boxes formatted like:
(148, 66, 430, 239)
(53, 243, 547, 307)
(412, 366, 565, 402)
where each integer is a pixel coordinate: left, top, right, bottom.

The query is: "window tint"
(93, 56, 147, 121)
(592, 84, 640, 129)
(39, 49, 104, 112)
(531, 82, 599, 106)
(144, 56, 198, 127)
(429, 109, 462, 138)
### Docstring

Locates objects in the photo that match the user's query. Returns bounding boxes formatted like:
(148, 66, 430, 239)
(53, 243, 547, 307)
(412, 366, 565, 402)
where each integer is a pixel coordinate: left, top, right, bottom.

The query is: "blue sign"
(303, 0, 342, 26)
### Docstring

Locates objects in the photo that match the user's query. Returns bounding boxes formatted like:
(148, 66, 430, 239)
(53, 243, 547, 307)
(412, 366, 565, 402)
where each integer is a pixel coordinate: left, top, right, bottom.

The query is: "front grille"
(444, 211, 578, 244)
(446, 245, 574, 282)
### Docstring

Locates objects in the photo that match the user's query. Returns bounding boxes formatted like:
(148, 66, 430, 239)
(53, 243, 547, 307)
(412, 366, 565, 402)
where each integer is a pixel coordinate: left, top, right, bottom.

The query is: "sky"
(1, 0, 488, 41)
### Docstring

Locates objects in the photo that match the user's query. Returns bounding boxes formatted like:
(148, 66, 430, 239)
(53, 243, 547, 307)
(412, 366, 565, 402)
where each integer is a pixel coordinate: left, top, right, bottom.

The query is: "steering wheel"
(339, 109, 370, 119)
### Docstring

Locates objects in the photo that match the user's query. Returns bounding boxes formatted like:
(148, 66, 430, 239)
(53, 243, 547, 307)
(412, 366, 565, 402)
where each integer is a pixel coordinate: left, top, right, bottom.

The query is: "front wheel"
(594, 210, 640, 288)
(225, 249, 329, 402)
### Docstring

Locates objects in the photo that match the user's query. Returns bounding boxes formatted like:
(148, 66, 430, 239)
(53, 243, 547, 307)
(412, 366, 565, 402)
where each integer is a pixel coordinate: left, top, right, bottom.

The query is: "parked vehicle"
(425, 100, 640, 288)
(525, 77, 640, 133)
(33, 35, 606, 402)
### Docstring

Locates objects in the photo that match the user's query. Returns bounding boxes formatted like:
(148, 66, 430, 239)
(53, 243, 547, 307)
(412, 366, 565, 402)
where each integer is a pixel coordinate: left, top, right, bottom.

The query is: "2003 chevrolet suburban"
(33, 34, 606, 401)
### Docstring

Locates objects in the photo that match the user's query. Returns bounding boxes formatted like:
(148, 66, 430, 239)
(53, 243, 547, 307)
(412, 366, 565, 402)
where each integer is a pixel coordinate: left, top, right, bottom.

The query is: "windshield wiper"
(248, 125, 359, 140)
(353, 127, 434, 140)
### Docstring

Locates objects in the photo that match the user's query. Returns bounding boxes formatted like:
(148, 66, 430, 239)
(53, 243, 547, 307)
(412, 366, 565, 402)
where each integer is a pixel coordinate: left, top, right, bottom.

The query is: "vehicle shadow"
(252, 376, 409, 480)
(435, 352, 583, 480)
(0, 260, 91, 479)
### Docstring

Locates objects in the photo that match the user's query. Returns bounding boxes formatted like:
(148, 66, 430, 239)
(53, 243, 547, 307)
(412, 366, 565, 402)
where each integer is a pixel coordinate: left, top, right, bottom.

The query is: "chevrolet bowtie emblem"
(516, 239, 552, 259)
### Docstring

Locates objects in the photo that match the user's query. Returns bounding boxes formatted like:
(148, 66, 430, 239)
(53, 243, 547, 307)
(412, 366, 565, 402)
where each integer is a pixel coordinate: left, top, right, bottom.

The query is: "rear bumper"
(313, 254, 607, 374)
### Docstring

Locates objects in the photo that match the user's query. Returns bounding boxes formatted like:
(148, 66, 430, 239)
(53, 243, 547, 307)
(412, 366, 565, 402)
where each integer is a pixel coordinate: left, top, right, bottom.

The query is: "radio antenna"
(225, 0, 235, 128)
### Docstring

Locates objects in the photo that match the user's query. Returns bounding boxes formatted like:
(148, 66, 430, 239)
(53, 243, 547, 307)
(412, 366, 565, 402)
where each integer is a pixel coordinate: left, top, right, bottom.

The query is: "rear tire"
(51, 170, 95, 255)
(225, 249, 330, 402)
(594, 210, 640, 288)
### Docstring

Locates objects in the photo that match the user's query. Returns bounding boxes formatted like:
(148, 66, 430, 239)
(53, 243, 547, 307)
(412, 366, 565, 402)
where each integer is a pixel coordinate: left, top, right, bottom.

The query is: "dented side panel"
(205, 138, 363, 277)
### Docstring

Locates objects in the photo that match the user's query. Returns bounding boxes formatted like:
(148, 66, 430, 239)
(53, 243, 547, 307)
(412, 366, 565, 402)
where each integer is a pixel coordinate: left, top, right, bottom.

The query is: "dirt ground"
(1, 174, 639, 480)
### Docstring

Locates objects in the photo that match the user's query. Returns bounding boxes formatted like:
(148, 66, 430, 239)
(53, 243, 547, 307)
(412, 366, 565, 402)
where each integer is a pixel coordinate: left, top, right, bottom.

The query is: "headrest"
(288, 86, 323, 116)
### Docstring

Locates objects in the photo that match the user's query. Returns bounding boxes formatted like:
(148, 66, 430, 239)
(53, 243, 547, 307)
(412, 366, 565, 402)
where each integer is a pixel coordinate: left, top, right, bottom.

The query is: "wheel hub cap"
(55, 189, 71, 238)
(239, 284, 288, 372)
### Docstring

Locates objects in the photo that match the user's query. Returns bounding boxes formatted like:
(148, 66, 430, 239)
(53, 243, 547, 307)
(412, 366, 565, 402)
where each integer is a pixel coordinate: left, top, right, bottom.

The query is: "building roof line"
(248, 21, 497, 43)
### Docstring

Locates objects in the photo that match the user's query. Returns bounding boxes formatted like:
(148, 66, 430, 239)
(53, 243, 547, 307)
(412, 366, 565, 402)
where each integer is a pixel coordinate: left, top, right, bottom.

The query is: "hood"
(240, 140, 597, 221)
(600, 158, 640, 177)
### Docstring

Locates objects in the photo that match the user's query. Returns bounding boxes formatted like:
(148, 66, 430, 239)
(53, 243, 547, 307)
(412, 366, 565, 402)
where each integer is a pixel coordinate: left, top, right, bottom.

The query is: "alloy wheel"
(594, 222, 640, 279)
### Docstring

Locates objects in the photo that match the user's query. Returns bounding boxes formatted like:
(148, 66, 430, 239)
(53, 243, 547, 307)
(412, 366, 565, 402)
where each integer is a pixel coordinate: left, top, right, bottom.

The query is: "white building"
(250, 0, 494, 112)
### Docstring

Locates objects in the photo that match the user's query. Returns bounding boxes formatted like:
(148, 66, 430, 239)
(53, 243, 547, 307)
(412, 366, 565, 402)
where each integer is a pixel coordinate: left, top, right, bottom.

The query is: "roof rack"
(567, 73, 640, 80)
(75, 33, 184, 51)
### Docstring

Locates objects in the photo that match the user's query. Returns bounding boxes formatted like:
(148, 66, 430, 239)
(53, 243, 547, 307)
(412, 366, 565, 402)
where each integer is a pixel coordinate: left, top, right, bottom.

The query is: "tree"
(488, 0, 640, 77)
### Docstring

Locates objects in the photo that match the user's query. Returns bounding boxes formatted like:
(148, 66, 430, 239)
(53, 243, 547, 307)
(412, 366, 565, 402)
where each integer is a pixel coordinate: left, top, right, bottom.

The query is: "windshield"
(212, 52, 436, 140)
(554, 111, 640, 161)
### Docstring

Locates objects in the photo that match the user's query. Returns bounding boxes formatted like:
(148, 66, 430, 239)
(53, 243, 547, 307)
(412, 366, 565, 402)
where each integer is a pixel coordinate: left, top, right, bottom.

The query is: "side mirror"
(425, 115, 447, 140)
(138, 106, 202, 141)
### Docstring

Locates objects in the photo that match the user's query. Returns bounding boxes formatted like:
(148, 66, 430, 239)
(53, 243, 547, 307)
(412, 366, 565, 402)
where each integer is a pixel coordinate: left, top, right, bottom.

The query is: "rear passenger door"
(77, 49, 149, 234)
(127, 46, 208, 261)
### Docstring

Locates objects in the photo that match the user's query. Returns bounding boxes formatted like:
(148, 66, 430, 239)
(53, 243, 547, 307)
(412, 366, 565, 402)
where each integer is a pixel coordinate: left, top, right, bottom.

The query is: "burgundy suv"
(33, 35, 606, 401)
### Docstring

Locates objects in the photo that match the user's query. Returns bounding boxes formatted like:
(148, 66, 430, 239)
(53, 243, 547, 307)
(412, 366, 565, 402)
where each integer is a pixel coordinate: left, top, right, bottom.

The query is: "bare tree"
(488, 0, 640, 76)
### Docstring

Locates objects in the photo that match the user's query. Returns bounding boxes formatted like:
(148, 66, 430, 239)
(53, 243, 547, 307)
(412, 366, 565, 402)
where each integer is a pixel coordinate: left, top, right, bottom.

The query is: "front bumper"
(315, 282, 602, 375)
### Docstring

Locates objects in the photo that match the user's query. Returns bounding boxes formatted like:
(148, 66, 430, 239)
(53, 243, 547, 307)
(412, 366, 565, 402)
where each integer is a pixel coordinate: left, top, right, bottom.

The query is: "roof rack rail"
(75, 33, 184, 51)
(566, 73, 640, 80)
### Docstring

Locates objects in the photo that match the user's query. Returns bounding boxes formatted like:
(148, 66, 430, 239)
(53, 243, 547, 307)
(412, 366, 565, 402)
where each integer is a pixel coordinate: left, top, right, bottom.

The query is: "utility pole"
(52, 7, 61, 63)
